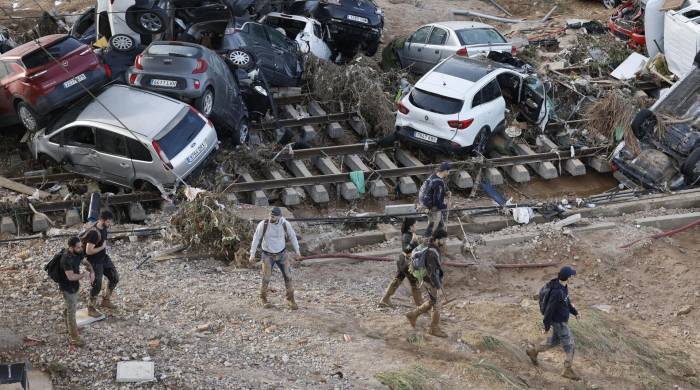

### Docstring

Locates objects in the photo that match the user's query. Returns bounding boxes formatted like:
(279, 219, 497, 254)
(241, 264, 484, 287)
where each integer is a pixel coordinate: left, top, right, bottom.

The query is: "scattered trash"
(611, 52, 648, 80)
(116, 361, 155, 383)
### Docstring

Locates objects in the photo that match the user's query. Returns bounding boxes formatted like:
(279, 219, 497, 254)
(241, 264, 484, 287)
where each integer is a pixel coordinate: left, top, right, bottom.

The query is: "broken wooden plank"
(0, 176, 50, 198)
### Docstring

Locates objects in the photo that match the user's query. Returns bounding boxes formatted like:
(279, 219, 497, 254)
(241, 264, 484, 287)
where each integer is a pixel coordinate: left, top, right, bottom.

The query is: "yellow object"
(94, 37, 108, 48)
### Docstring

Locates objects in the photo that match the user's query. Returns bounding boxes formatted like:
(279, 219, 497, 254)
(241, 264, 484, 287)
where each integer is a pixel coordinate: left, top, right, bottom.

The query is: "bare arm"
(81, 259, 93, 273)
(64, 270, 87, 281)
(85, 242, 105, 256)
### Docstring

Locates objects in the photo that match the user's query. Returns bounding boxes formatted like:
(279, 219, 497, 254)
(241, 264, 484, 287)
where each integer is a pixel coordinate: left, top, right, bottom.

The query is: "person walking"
(419, 162, 451, 239)
(84, 210, 119, 317)
(378, 218, 423, 308)
(404, 229, 448, 338)
(58, 237, 94, 347)
(249, 207, 301, 310)
(526, 266, 581, 380)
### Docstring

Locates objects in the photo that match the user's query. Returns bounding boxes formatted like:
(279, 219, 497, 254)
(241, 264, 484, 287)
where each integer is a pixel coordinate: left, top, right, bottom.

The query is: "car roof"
(429, 21, 496, 30)
(148, 40, 206, 50)
(0, 34, 69, 59)
(266, 12, 314, 23)
(77, 85, 186, 138)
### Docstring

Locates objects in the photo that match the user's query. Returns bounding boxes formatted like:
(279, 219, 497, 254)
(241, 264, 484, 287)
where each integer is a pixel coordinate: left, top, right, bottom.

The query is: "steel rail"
(228, 147, 608, 192)
(274, 141, 380, 160)
(10, 172, 82, 185)
(252, 111, 358, 130)
(272, 94, 311, 106)
(0, 192, 163, 214)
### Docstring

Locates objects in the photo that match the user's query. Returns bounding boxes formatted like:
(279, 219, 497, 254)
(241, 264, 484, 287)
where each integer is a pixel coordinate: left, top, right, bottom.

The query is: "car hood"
(415, 72, 472, 100)
(320, 0, 382, 27)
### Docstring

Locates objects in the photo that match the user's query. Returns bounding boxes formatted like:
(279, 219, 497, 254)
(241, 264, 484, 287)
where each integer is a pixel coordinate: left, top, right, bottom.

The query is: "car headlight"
(254, 85, 268, 96)
(376, 8, 383, 15)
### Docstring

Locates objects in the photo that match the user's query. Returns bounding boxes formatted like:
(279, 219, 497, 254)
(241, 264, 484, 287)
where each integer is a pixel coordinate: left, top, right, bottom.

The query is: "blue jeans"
(543, 322, 574, 353)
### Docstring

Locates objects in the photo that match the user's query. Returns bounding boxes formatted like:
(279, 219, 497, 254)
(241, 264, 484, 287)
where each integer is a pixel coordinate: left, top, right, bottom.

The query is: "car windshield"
(147, 44, 200, 57)
(433, 57, 492, 82)
(156, 108, 205, 158)
(409, 88, 463, 115)
(22, 37, 83, 69)
(456, 28, 507, 45)
(267, 26, 292, 49)
(264, 16, 306, 38)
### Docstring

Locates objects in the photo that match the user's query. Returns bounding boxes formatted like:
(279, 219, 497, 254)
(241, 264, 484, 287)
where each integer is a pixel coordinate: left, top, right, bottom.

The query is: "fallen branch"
(298, 253, 557, 269)
(451, 6, 556, 24)
(619, 218, 700, 248)
(0, 176, 50, 198)
(483, 0, 512, 16)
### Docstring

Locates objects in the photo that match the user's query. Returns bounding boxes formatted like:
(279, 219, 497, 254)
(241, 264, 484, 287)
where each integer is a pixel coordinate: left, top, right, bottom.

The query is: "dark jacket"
(429, 174, 448, 210)
(543, 278, 578, 331)
(424, 244, 444, 289)
(59, 250, 83, 293)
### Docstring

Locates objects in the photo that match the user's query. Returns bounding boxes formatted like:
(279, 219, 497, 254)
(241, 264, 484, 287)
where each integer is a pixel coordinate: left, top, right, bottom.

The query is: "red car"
(607, 0, 646, 52)
(0, 34, 110, 132)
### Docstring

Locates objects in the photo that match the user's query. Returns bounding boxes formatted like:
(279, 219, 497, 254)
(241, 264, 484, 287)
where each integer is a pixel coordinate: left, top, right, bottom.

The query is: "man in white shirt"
(249, 207, 301, 310)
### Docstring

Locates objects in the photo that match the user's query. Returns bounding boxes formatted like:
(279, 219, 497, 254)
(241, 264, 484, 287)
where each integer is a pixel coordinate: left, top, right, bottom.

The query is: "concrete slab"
(265, 169, 301, 206)
(240, 173, 268, 206)
(285, 160, 329, 204)
(506, 164, 531, 183)
(65, 209, 81, 227)
(536, 135, 586, 176)
(76, 308, 105, 328)
(127, 202, 146, 222)
(554, 213, 581, 228)
(1, 216, 17, 234)
(385, 204, 417, 215)
(634, 212, 700, 231)
(225, 193, 239, 204)
(292, 105, 317, 141)
(374, 152, 417, 195)
(32, 214, 50, 232)
(116, 361, 155, 383)
(452, 170, 473, 189)
(273, 87, 302, 97)
(344, 154, 388, 198)
(485, 168, 504, 185)
(314, 157, 358, 200)
(348, 115, 367, 137)
(308, 101, 344, 139)
(586, 156, 611, 173)
(513, 143, 558, 179)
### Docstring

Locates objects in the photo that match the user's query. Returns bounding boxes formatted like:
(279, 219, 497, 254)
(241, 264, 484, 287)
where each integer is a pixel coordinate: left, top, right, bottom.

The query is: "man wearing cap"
(421, 162, 452, 239)
(526, 266, 581, 380)
(249, 207, 301, 310)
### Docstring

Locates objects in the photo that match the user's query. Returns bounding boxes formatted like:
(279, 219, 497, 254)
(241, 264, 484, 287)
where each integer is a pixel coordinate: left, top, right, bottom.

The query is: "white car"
(96, 0, 170, 52)
(395, 55, 549, 155)
(259, 12, 332, 60)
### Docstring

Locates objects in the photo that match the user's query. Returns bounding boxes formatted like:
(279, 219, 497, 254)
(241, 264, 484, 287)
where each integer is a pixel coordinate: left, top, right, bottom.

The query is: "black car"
(288, 0, 383, 59)
(612, 53, 700, 190)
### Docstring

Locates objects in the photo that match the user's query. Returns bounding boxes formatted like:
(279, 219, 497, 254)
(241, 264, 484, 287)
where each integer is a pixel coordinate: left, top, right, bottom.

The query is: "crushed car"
(126, 41, 251, 145)
(394, 54, 549, 155)
(29, 84, 219, 194)
(288, 0, 383, 60)
(260, 12, 331, 60)
(611, 52, 700, 190)
(0, 34, 109, 132)
(608, 0, 646, 52)
(393, 21, 514, 75)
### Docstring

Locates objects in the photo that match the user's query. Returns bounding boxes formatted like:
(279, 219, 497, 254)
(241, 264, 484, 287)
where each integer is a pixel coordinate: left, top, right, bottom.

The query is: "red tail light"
(610, 162, 618, 172)
(456, 47, 468, 56)
(103, 63, 112, 79)
(397, 102, 409, 115)
(193, 58, 208, 74)
(511, 46, 517, 56)
(129, 73, 137, 85)
(447, 118, 474, 130)
(151, 140, 173, 170)
(193, 79, 200, 90)
(135, 54, 143, 70)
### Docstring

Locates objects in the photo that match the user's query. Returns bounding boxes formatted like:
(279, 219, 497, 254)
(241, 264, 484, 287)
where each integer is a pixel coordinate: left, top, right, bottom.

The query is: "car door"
(465, 79, 505, 144)
(264, 24, 298, 83)
(60, 125, 101, 177)
(94, 128, 134, 186)
(400, 25, 432, 72)
(244, 22, 275, 74)
(0, 62, 12, 120)
(422, 27, 449, 72)
(519, 76, 549, 130)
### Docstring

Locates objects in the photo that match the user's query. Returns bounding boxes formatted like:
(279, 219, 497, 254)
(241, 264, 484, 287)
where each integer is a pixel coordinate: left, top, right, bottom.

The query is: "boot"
(87, 297, 103, 318)
(410, 285, 424, 306)
(100, 288, 115, 309)
(378, 279, 401, 308)
(285, 281, 298, 310)
(562, 351, 581, 380)
(526, 346, 539, 366)
(260, 284, 272, 309)
(405, 301, 431, 328)
(428, 309, 447, 338)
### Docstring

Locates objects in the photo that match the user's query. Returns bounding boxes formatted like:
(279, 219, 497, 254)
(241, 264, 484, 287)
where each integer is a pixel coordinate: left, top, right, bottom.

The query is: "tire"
(472, 127, 491, 156)
(603, 0, 619, 9)
(194, 88, 215, 118)
(17, 102, 41, 132)
(364, 40, 380, 57)
(227, 49, 256, 71)
(681, 147, 700, 182)
(109, 34, 135, 52)
(631, 109, 656, 139)
(128, 7, 167, 34)
(37, 153, 58, 169)
(235, 118, 250, 146)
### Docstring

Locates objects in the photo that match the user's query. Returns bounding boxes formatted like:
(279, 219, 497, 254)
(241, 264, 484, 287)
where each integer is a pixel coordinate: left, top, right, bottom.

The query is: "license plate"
(347, 14, 368, 23)
(414, 131, 438, 143)
(186, 142, 207, 164)
(63, 73, 86, 88)
(150, 79, 177, 88)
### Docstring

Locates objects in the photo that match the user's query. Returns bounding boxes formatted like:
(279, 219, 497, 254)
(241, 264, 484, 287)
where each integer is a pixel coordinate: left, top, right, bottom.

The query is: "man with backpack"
(56, 237, 94, 346)
(249, 207, 301, 310)
(418, 162, 451, 239)
(404, 229, 448, 338)
(84, 210, 119, 317)
(526, 266, 581, 380)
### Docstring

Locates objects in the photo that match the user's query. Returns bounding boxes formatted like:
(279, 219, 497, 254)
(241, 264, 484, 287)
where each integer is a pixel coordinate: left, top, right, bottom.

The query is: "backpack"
(418, 175, 438, 208)
(408, 245, 438, 282)
(44, 249, 66, 283)
(538, 281, 554, 314)
(258, 219, 291, 250)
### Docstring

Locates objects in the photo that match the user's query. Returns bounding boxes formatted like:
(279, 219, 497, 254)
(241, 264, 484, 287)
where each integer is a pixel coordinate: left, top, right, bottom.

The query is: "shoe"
(429, 310, 447, 337)
(287, 298, 298, 310)
(69, 337, 85, 347)
(526, 347, 539, 366)
(87, 298, 103, 318)
(100, 296, 115, 309)
(405, 311, 418, 328)
(377, 299, 392, 308)
(429, 326, 448, 338)
(562, 365, 581, 381)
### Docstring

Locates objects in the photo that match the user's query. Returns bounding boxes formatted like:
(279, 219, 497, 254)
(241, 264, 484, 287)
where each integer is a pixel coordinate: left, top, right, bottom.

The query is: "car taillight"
(610, 162, 618, 172)
(190, 106, 209, 123)
(135, 54, 143, 70)
(152, 140, 173, 170)
(456, 47, 468, 56)
(447, 118, 474, 130)
(397, 102, 409, 115)
(129, 73, 137, 85)
(103, 63, 112, 79)
(193, 79, 200, 89)
(193, 58, 208, 74)
(224, 27, 241, 35)
(511, 46, 517, 56)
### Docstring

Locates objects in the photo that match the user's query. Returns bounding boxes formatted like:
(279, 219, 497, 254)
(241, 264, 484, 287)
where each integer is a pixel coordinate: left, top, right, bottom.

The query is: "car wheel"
(235, 119, 250, 146)
(37, 153, 58, 169)
(132, 7, 167, 34)
(681, 147, 700, 183)
(364, 40, 380, 57)
(631, 109, 656, 139)
(195, 88, 215, 118)
(228, 49, 255, 71)
(473, 128, 491, 156)
(17, 102, 41, 132)
(109, 34, 135, 52)
(603, 0, 619, 9)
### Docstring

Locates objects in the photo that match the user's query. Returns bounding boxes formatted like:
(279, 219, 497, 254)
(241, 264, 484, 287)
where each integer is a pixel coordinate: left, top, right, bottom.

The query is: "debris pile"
(583, 91, 651, 152)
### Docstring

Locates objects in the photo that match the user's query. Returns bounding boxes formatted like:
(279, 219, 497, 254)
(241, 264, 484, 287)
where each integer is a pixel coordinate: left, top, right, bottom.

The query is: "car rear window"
(22, 37, 83, 69)
(147, 44, 200, 57)
(434, 57, 493, 82)
(409, 88, 463, 115)
(456, 28, 507, 45)
(156, 108, 205, 158)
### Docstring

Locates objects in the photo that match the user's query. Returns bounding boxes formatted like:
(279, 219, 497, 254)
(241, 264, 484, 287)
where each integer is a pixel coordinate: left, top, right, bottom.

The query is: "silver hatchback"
(29, 84, 219, 193)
